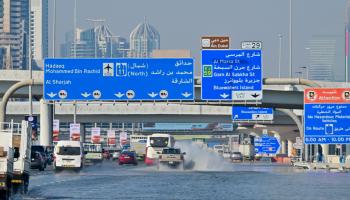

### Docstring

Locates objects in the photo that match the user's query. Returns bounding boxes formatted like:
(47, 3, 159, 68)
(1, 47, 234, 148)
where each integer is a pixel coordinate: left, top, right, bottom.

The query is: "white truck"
(130, 135, 147, 160)
(0, 121, 30, 199)
(0, 123, 14, 200)
(157, 148, 185, 170)
(239, 144, 255, 161)
(12, 121, 31, 194)
(83, 143, 103, 165)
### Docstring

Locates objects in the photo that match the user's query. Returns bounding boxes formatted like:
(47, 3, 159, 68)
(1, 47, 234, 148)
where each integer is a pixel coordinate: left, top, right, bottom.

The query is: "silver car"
(231, 152, 243, 162)
(112, 150, 121, 160)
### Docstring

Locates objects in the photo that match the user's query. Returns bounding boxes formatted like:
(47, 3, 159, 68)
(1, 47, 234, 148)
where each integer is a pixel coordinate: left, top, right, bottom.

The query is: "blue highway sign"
(304, 88, 350, 144)
(44, 58, 194, 101)
(201, 49, 262, 101)
(254, 135, 280, 154)
(232, 106, 273, 121)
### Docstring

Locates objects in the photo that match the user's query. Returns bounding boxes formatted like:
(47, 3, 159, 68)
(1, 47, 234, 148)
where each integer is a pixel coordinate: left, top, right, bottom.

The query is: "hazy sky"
(50, 0, 348, 79)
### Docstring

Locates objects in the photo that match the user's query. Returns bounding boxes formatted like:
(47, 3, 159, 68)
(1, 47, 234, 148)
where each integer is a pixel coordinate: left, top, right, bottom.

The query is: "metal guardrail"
(0, 120, 21, 135)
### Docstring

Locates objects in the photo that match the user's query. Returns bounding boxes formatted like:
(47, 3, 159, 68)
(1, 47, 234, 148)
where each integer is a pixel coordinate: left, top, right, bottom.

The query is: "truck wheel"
(24, 175, 29, 194)
(0, 190, 9, 200)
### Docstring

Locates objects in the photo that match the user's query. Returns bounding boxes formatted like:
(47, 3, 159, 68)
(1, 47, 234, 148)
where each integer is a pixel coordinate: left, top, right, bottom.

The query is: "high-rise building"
(30, 0, 48, 69)
(0, 0, 29, 69)
(60, 25, 128, 58)
(307, 35, 343, 82)
(129, 19, 160, 58)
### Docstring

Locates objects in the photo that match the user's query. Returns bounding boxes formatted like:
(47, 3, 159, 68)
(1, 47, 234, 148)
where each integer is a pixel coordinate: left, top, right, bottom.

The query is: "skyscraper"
(307, 35, 343, 82)
(30, 0, 48, 68)
(0, 0, 29, 69)
(60, 24, 128, 58)
(129, 19, 160, 58)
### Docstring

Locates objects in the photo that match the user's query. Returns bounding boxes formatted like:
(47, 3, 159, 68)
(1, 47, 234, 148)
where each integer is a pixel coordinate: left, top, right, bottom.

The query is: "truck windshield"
(83, 144, 102, 152)
(162, 149, 180, 154)
(32, 146, 45, 153)
(57, 147, 81, 155)
(150, 137, 169, 147)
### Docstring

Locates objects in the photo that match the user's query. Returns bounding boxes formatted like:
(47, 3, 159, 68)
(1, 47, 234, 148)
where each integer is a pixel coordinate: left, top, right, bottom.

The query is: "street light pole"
(278, 34, 283, 78)
(300, 66, 308, 79)
(295, 71, 302, 78)
(52, 0, 56, 57)
(289, 0, 293, 78)
(73, 0, 77, 58)
(28, 0, 32, 118)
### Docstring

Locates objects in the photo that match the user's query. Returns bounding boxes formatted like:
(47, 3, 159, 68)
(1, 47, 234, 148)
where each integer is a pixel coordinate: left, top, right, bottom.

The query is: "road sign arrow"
(47, 92, 57, 98)
(220, 93, 229, 99)
(148, 92, 158, 98)
(181, 92, 192, 98)
(81, 92, 91, 98)
(251, 93, 260, 98)
(114, 92, 124, 98)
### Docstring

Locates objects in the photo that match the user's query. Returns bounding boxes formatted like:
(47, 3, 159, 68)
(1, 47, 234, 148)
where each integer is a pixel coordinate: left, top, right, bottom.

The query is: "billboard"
(91, 127, 101, 144)
(53, 119, 60, 142)
(142, 123, 233, 131)
(119, 132, 128, 146)
(107, 130, 116, 145)
(69, 123, 80, 141)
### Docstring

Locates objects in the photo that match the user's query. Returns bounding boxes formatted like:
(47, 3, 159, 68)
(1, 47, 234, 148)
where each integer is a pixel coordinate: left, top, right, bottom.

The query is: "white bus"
(145, 133, 175, 165)
(130, 135, 147, 160)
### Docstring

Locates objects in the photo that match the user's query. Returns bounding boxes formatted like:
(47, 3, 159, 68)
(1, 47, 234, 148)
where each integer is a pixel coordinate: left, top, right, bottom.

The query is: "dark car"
(31, 151, 45, 171)
(31, 145, 48, 167)
(118, 151, 137, 165)
(102, 149, 111, 160)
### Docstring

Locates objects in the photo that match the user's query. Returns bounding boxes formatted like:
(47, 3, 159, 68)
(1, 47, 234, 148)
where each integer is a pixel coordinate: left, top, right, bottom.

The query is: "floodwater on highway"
(17, 142, 350, 200)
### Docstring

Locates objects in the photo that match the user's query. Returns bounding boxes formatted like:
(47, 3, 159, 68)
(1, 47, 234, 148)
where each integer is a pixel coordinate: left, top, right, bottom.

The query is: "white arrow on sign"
(81, 92, 91, 98)
(148, 92, 158, 98)
(181, 92, 192, 98)
(47, 92, 57, 98)
(114, 92, 125, 98)
(220, 93, 229, 99)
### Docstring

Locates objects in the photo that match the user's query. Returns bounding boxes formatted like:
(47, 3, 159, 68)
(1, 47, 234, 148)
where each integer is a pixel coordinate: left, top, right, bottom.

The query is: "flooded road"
(18, 161, 350, 200)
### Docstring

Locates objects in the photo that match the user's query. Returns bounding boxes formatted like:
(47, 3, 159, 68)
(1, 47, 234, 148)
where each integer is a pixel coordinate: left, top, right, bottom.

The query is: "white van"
(53, 140, 83, 171)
